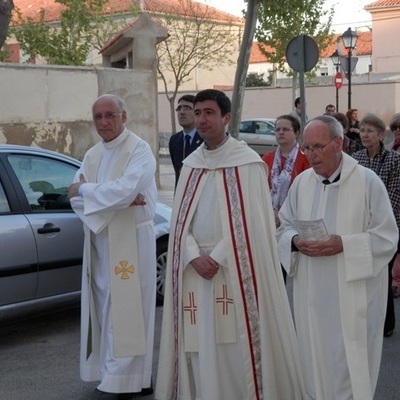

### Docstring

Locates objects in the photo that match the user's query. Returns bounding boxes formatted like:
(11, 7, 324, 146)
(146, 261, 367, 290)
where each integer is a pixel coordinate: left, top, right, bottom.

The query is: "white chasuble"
(156, 137, 306, 400)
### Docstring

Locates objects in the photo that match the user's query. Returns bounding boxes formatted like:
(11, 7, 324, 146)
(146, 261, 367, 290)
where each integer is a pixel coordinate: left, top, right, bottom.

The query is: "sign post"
(286, 35, 319, 136)
(334, 71, 343, 111)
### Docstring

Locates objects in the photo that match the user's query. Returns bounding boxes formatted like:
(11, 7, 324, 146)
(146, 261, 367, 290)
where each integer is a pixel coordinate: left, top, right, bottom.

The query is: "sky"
(197, 0, 372, 33)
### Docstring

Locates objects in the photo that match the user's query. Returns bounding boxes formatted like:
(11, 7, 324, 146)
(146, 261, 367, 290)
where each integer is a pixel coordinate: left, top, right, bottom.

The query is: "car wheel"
(156, 236, 168, 306)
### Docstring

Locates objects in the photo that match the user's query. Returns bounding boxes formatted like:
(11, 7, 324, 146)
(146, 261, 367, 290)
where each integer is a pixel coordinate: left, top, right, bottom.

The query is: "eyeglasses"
(391, 125, 400, 131)
(275, 127, 293, 133)
(93, 112, 122, 122)
(175, 105, 193, 112)
(300, 137, 336, 155)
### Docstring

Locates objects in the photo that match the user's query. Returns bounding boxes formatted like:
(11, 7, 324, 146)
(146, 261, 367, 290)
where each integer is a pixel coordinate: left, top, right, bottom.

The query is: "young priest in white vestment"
(156, 89, 306, 400)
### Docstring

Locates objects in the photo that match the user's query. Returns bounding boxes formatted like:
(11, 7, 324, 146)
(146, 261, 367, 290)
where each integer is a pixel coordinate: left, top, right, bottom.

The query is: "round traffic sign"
(285, 35, 319, 72)
(335, 72, 343, 89)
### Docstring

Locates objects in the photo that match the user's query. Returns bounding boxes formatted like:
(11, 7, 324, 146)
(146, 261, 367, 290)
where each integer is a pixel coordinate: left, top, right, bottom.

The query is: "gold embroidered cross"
(115, 260, 134, 280)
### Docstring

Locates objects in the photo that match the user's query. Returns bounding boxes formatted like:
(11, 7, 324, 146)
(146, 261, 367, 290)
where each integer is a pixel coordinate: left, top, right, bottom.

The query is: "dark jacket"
(169, 131, 203, 187)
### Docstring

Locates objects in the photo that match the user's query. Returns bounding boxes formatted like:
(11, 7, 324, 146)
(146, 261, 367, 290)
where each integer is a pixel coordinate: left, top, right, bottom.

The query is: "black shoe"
(117, 387, 153, 399)
(384, 330, 394, 338)
(140, 386, 154, 396)
(93, 389, 120, 400)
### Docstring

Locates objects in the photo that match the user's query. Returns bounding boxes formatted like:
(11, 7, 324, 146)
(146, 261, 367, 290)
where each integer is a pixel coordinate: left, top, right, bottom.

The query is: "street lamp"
(341, 27, 358, 110)
(330, 50, 341, 111)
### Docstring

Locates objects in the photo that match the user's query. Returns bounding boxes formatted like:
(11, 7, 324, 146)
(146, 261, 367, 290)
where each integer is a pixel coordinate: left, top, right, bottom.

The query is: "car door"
(0, 166, 38, 308)
(6, 152, 83, 299)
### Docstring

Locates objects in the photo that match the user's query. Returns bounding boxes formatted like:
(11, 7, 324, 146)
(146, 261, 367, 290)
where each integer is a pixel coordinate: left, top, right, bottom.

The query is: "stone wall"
(0, 64, 159, 162)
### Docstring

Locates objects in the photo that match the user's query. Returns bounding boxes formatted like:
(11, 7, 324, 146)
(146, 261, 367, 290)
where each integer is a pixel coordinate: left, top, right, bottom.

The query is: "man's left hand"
(68, 174, 86, 199)
(296, 234, 343, 257)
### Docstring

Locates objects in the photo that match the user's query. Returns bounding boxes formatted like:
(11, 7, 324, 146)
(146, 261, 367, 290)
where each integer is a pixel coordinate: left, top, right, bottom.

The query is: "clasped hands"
(191, 256, 220, 280)
(67, 174, 146, 205)
(293, 234, 343, 257)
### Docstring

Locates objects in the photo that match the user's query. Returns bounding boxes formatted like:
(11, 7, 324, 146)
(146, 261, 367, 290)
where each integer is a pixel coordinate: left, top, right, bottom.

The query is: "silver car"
(0, 145, 170, 322)
(238, 118, 278, 156)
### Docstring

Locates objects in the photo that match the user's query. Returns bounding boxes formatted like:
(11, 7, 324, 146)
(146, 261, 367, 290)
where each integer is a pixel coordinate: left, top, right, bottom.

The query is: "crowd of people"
(68, 91, 399, 400)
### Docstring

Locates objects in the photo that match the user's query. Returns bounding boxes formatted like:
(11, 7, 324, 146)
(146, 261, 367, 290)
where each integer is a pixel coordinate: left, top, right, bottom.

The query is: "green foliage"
(246, 71, 271, 87)
(0, 42, 12, 62)
(255, 0, 334, 75)
(11, 0, 123, 65)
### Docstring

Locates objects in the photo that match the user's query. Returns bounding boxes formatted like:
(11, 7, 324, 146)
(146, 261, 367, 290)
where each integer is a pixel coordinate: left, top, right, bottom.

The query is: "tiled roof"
(365, 0, 400, 9)
(250, 31, 372, 64)
(13, 0, 243, 23)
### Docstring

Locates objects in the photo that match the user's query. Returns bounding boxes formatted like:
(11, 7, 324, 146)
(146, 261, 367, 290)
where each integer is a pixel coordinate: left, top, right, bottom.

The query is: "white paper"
(294, 218, 330, 242)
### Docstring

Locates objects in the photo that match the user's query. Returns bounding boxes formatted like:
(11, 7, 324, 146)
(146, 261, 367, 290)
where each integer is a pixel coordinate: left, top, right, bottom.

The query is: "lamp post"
(341, 27, 358, 110)
(331, 50, 341, 111)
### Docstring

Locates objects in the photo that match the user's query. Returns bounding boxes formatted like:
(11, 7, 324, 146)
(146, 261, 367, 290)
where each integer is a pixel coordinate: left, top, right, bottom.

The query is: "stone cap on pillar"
(100, 12, 169, 70)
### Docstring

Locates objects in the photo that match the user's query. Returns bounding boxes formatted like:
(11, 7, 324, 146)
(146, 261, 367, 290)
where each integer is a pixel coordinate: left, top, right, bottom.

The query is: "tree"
(229, 0, 261, 138)
(0, 0, 14, 50)
(11, 0, 126, 65)
(246, 72, 271, 87)
(255, 0, 333, 86)
(229, 0, 333, 137)
(153, 0, 242, 133)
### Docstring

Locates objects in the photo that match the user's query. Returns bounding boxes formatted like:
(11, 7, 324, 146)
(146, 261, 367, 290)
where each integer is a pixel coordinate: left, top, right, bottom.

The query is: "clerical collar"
(320, 160, 342, 185)
(204, 133, 230, 150)
(103, 129, 128, 149)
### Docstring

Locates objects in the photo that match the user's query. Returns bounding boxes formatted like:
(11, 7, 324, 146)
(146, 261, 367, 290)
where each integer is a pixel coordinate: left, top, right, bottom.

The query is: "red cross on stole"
(216, 284, 234, 315)
(183, 291, 197, 325)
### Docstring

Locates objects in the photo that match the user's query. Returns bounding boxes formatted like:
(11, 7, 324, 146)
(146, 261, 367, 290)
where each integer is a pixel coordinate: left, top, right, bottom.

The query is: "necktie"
(184, 134, 191, 158)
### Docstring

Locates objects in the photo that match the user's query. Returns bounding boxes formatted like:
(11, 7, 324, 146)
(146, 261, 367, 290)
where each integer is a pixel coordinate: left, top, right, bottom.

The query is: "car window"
(239, 121, 255, 134)
(0, 180, 10, 213)
(7, 154, 77, 211)
(256, 121, 275, 135)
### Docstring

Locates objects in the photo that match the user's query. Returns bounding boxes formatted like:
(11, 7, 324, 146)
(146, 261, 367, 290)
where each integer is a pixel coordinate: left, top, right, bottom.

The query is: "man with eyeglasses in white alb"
(68, 94, 156, 400)
(169, 94, 203, 188)
(276, 115, 398, 400)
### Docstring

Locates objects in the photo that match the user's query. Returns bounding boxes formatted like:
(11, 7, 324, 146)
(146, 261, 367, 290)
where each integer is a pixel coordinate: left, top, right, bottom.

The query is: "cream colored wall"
(158, 81, 400, 135)
(371, 9, 400, 74)
(1, 63, 399, 164)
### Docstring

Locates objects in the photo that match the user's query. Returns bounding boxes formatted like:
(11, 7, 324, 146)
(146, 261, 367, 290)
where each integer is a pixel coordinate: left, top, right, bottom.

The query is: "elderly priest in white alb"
(276, 115, 398, 400)
(68, 94, 156, 400)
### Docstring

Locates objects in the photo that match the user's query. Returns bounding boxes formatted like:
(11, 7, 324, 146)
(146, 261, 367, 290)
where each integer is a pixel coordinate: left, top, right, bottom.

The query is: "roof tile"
(365, 0, 400, 9)
(13, 0, 242, 23)
(250, 31, 372, 64)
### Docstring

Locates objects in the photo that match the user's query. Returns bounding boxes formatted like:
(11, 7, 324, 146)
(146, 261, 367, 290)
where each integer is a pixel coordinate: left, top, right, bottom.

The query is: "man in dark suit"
(169, 94, 203, 187)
